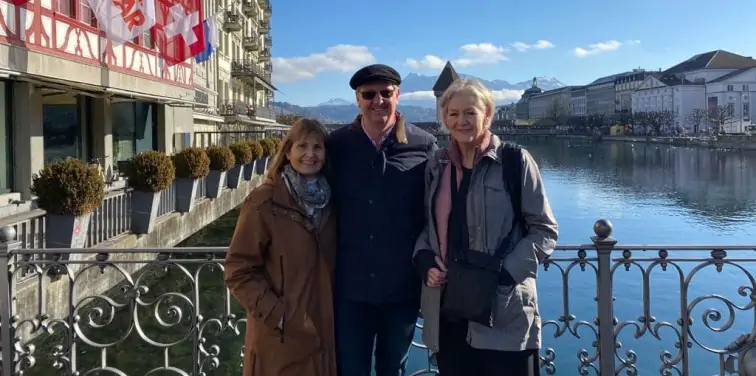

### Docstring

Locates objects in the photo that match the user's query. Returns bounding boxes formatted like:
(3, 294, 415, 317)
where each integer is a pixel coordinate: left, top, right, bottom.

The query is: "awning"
(15, 73, 105, 97)
(104, 87, 204, 107)
(0, 68, 19, 79)
(193, 112, 225, 123)
(254, 77, 277, 92)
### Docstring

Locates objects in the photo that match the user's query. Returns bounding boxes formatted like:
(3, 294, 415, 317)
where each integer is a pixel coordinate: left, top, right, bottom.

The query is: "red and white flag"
(87, 0, 156, 44)
(152, 0, 205, 66)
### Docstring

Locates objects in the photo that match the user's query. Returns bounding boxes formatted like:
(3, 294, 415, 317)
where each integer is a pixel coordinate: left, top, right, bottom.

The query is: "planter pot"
(46, 213, 92, 275)
(47, 213, 92, 248)
(206, 170, 226, 198)
(255, 156, 269, 175)
(227, 164, 244, 189)
(174, 178, 199, 213)
(131, 190, 161, 234)
(243, 160, 257, 180)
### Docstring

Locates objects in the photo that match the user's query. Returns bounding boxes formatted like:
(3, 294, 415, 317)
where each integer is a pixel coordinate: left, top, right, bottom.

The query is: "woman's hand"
(426, 256, 447, 288)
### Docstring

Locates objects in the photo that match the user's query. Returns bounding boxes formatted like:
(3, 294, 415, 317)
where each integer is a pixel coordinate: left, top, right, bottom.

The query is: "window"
(142, 29, 153, 48)
(727, 85, 734, 92)
(112, 101, 158, 171)
(743, 85, 749, 92)
(57, 0, 72, 16)
(743, 103, 749, 119)
(43, 95, 84, 164)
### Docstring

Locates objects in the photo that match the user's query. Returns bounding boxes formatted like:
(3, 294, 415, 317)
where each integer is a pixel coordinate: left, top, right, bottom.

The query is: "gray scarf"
(281, 164, 331, 224)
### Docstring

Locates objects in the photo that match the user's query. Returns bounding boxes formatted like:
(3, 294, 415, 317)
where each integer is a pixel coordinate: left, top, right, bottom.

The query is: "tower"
(432, 61, 460, 127)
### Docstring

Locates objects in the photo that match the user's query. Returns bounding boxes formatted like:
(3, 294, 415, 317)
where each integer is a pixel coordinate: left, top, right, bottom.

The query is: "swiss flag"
(152, 0, 205, 66)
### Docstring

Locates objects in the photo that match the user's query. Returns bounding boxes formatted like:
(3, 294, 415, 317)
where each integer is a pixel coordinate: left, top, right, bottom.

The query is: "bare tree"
(640, 110, 675, 135)
(546, 101, 568, 124)
(686, 108, 707, 135)
(707, 104, 734, 134)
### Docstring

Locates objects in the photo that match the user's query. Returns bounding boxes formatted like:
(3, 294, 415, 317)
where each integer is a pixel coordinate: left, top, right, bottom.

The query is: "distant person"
(327, 64, 438, 376)
(225, 118, 337, 376)
(413, 78, 558, 376)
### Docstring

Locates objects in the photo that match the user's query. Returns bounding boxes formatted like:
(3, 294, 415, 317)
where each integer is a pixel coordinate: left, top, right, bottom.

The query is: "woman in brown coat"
(224, 118, 337, 376)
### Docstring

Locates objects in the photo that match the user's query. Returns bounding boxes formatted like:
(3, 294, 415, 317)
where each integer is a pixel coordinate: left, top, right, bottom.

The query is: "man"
(327, 64, 438, 376)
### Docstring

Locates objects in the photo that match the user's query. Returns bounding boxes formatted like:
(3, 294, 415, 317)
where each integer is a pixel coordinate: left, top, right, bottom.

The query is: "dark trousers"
(437, 318, 541, 376)
(335, 299, 418, 376)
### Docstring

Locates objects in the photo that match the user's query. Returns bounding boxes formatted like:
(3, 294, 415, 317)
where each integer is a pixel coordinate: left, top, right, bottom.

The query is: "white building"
(528, 87, 575, 120)
(632, 50, 756, 134)
(570, 87, 587, 117)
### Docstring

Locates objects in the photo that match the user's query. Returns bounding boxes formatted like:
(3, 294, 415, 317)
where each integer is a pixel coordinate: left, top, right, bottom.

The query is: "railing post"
(592, 219, 617, 375)
(0, 226, 19, 376)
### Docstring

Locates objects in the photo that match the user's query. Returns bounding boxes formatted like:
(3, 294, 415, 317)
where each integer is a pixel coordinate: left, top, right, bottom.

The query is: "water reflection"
(522, 138, 756, 224)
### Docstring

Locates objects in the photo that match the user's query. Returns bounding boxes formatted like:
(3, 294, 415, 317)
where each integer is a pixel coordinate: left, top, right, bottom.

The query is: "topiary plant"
(31, 158, 106, 216)
(271, 138, 283, 153)
(260, 138, 277, 157)
(229, 142, 253, 165)
(206, 146, 235, 171)
(246, 140, 263, 161)
(172, 147, 211, 179)
(125, 151, 176, 192)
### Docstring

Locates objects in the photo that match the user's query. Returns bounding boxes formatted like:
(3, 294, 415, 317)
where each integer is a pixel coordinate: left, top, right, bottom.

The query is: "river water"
(183, 137, 756, 375)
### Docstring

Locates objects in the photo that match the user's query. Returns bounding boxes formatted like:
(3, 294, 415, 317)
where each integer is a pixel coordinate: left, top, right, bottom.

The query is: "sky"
(269, 0, 756, 107)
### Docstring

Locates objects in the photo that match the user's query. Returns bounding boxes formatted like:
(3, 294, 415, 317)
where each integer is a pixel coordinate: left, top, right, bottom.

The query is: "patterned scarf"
(281, 164, 331, 225)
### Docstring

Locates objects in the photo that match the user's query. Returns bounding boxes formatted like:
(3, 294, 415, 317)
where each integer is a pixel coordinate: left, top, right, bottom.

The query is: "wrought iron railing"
(193, 130, 268, 148)
(0, 220, 753, 375)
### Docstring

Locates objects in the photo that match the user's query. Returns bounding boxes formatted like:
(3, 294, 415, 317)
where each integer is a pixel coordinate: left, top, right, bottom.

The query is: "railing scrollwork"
(0, 221, 754, 375)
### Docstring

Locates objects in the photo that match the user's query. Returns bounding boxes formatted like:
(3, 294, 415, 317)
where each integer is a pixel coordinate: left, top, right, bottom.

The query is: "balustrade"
(0, 220, 754, 375)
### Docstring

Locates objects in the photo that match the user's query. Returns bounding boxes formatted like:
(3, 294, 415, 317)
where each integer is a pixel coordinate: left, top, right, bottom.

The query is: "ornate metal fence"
(0, 220, 754, 375)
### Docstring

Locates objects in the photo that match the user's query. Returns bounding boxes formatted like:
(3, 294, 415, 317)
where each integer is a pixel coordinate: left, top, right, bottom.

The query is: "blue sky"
(270, 0, 756, 107)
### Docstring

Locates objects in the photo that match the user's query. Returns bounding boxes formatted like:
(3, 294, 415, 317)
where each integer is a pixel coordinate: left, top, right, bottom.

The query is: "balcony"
(218, 100, 250, 117)
(242, 37, 258, 52)
(264, 2, 271, 17)
(259, 20, 270, 33)
(258, 0, 269, 9)
(2, 219, 755, 375)
(241, 0, 256, 17)
(264, 35, 272, 47)
(249, 106, 277, 120)
(259, 48, 270, 62)
(230, 59, 273, 87)
(222, 11, 242, 32)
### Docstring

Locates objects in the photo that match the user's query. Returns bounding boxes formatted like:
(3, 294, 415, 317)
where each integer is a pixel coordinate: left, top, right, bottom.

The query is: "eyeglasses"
(359, 89, 395, 100)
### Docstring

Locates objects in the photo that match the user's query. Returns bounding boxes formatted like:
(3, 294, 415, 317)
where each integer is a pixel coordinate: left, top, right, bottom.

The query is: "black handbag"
(439, 143, 527, 327)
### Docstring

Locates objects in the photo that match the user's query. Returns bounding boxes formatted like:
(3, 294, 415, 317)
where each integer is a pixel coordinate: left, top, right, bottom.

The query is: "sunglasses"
(359, 89, 395, 100)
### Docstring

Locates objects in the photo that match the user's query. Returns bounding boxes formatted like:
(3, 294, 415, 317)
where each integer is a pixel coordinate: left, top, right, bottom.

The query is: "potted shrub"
(205, 146, 235, 198)
(172, 147, 210, 213)
(31, 158, 105, 249)
(124, 151, 176, 234)
(256, 138, 276, 175)
(243, 140, 263, 180)
(227, 142, 252, 188)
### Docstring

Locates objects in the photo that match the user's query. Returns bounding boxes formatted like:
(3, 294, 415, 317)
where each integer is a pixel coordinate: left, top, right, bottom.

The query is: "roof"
(432, 61, 460, 92)
(530, 85, 578, 98)
(663, 50, 756, 75)
(708, 66, 756, 83)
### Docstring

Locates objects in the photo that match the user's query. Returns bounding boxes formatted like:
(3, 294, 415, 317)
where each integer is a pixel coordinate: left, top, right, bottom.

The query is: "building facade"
(570, 86, 587, 116)
(515, 78, 543, 120)
(528, 87, 575, 120)
(615, 70, 651, 113)
(632, 50, 756, 133)
(190, 0, 276, 148)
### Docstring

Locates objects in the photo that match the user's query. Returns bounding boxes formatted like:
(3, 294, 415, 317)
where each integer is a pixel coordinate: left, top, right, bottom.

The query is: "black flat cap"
(349, 64, 402, 90)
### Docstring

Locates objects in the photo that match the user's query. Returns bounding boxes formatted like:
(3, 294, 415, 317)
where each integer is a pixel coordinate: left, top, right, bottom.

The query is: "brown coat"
(224, 176, 337, 376)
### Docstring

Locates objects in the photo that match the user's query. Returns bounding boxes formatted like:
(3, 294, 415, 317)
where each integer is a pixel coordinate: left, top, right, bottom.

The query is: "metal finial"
(0, 226, 17, 243)
(593, 219, 613, 239)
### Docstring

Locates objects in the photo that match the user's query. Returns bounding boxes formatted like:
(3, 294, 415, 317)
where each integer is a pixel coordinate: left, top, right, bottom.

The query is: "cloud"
(405, 43, 508, 70)
(272, 45, 376, 83)
(573, 40, 639, 58)
(510, 40, 555, 52)
(401, 88, 524, 104)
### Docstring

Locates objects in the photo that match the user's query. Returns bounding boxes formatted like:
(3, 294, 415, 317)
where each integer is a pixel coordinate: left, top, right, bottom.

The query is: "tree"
(276, 113, 302, 125)
(707, 105, 734, 134)
(686, 108, 707, 135)
(546, 101, 568, 124)
(641, 110, 675, 135)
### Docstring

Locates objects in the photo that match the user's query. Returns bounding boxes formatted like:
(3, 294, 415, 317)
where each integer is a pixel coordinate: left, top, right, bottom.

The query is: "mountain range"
(275, 74, 566, 123)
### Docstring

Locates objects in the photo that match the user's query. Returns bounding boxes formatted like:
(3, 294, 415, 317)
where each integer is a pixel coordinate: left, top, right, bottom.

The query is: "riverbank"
(547, 134, 756, 151)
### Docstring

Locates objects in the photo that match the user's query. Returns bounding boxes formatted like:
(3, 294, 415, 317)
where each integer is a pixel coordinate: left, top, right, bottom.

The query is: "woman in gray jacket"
(413, 78, 558, 376)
